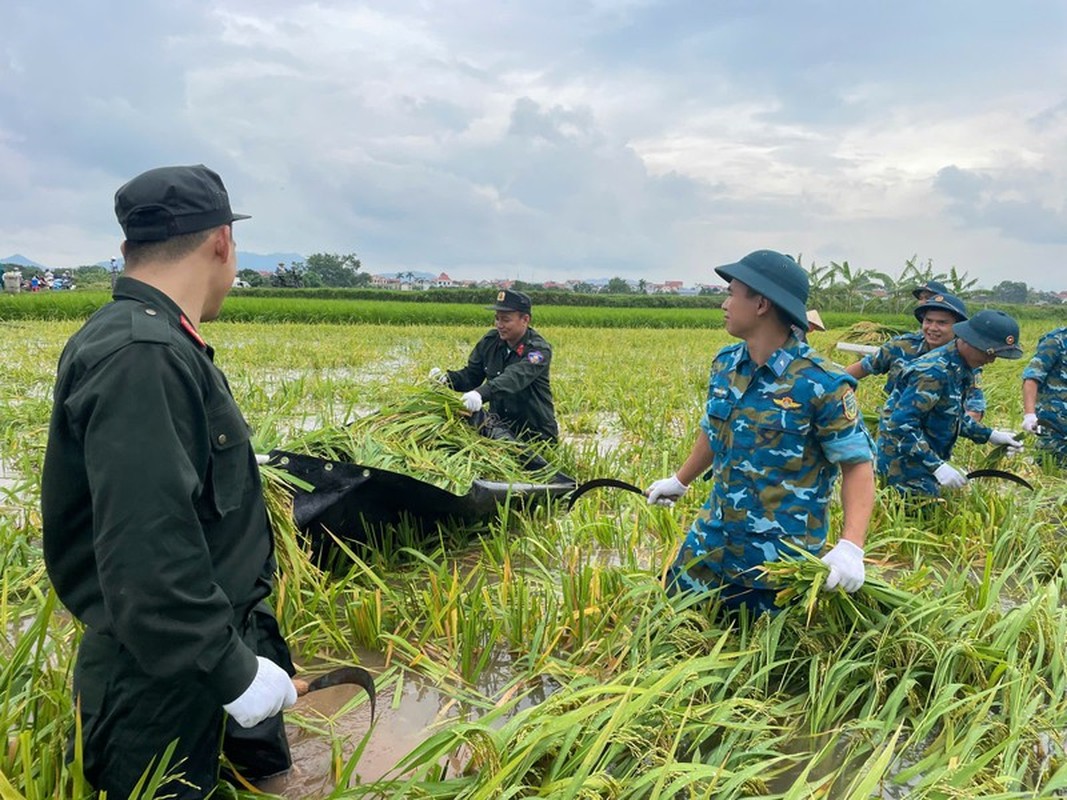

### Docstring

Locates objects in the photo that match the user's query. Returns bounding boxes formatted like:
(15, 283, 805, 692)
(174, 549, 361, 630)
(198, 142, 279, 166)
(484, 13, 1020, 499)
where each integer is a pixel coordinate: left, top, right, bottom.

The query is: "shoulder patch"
(527, 350, 545, 364)
(842, 388, 859, 421)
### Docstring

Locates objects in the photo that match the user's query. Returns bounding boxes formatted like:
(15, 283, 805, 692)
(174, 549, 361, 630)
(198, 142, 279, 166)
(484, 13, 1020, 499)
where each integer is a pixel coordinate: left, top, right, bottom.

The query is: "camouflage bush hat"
(952, 309, 1023, 359)
(714, 249, 808, 330)
(913, 291, 968, 323)
(911, 279, 949, 300)
(115, 164, 250, 242)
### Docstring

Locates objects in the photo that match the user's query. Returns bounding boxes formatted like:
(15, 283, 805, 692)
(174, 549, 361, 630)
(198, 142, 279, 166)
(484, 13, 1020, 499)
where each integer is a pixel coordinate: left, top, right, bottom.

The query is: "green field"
(3, 307, 1067, 798)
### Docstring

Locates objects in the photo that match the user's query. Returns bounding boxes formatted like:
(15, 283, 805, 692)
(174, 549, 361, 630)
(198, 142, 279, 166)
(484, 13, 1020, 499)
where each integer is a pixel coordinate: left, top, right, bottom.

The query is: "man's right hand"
(461, 390, 483, 412)
(223, 656, 298, 729)
(1022, 413, 1039, 433)
(646, 474, 689, 506)
(933, 462, 968, 490)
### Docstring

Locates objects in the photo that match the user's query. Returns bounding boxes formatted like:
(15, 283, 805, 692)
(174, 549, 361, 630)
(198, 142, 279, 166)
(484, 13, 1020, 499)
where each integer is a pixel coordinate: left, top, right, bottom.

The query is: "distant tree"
(637, 278, 648, 294)
(990, 280, 1028, 304)
(303, 252, 367, 287)
(236, 268, 266, 287)
(606, 277, 632, 294)
(512, 279, 543, 292)
(571, 282, 595, 293)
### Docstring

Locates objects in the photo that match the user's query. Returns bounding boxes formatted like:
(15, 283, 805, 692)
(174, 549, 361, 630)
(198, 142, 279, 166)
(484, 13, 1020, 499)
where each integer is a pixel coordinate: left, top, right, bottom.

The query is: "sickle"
(965, 469, 1034, 491)
(565, 478, 645, 510)
(294, 666, 376, 720)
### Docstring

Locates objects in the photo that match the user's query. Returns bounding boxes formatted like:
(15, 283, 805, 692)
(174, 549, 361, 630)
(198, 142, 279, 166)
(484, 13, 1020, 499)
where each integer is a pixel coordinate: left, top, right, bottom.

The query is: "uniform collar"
(734, 335, 801, 378)
(113, 276, 211, 352)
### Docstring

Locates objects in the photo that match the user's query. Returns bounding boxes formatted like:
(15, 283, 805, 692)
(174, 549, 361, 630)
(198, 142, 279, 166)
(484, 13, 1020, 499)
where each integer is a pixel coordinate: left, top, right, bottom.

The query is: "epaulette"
(130, 304, 173, 344)
(794, 346, 858, 387)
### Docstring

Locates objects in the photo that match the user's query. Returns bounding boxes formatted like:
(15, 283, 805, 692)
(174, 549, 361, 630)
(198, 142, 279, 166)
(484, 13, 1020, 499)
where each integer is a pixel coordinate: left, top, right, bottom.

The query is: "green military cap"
(115, 164, 250, 242)
(714, 249, 808, 330)
(486, 289, 532, 314)
(914, 291, 967, 323)
(911, 279, 949, 300)
(952, 309, 1023, 359)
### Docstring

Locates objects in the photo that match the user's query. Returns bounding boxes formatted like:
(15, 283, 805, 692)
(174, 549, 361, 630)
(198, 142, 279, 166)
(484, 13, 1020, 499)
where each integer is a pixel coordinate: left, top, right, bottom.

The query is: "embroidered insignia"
(933, 294, 944, 302)
(842, 389, 859, 421)
(516, 343, 525, 356)
(497, 290, 506, 301)
(773, 396, 802, 410)
(527, 350, 544, 364)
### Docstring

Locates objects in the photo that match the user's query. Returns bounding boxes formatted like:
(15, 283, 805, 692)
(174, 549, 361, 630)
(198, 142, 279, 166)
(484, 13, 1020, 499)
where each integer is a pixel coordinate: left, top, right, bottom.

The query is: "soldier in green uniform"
(41, 165, 297, 798)
(432, 288, 559, 443)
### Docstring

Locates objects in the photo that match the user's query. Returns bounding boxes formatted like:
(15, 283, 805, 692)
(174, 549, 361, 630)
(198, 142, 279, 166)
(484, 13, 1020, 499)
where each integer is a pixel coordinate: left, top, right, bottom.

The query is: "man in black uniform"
(41, 165, 297, 798)
(432, 289, 560, 443)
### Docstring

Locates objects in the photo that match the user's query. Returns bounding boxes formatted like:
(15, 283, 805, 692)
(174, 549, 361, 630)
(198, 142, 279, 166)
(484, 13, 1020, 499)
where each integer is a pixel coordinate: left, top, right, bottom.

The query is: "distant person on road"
(876, 309, 1024, 496)
(845, 291, 986, 422)
(41, 164, 297, 798)
(1021, 326, 1067, 465)
(646, 250, 876, 616)
(431, 288, 560, 444)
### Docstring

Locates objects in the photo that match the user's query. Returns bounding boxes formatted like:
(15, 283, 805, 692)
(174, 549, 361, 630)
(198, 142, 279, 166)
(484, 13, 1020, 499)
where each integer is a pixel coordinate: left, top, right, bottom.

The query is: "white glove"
(1021, 413, 1039, 434)
(223, 656, 297, 729)
(821, 540, 865, 593)
(255, 453, 270, 465)
(646, 474, 689, 506)
(461, 390, 483, 413)
(933, 462, 968, 490)
(428, 367, 447, 384)
(989, 429, 1024, 456)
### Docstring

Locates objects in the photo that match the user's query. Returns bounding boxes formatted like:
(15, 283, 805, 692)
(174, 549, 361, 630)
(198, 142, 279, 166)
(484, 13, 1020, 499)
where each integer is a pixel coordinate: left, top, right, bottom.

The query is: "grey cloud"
(935, 165, 1067, 246)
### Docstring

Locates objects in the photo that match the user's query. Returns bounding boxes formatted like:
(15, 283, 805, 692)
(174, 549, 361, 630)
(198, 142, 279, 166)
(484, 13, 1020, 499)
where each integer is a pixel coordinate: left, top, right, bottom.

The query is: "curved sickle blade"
(965, 469, 1034, 491)
(566, 478, 645, 510)
(305, 666, 377, 720)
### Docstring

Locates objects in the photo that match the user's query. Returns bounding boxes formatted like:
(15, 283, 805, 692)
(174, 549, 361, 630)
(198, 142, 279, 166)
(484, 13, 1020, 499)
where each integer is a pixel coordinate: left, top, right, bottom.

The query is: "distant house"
(371, 274, 402, 289)
(430, 272, 454, 288)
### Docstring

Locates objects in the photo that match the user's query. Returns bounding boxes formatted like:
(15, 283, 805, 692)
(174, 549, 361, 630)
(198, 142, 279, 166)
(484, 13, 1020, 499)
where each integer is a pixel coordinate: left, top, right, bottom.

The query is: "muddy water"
(260, 653, 555, 797)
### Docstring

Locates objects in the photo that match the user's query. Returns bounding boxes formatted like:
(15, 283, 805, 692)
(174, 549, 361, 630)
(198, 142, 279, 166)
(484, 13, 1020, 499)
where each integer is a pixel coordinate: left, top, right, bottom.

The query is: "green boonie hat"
(714, 249, 808, 330)
(486, 289, 532, 314)
(115, 164, 251, 242)
(914, 291, 967, 323)
(952, 309, 1023, 359)
(911, 279, 949, 300)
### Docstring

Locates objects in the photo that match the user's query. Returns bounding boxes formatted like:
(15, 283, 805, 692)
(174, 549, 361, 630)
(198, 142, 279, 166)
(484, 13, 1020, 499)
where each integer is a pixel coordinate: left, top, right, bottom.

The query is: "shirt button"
(217, 433, 228, 445)
(144, 308, 157, 316)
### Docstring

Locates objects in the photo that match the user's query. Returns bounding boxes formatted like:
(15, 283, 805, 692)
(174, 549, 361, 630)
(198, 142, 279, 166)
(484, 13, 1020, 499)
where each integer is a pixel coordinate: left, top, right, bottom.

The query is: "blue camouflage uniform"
(861, 331, 986, 415)
(667, 336, 874, 608)
(876, 340, 993, 495)
(1022, 326, 1067, 463)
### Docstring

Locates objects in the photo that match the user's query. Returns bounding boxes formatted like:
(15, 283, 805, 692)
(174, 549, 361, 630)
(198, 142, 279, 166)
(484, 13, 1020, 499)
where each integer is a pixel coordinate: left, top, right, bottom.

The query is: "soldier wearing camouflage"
(877, 310, 1024, 495)
(846, 292, 986, 419)
(1022, 327, 1067, 463)
(646, 249, 876, 615)
(667, 338, 875, 601)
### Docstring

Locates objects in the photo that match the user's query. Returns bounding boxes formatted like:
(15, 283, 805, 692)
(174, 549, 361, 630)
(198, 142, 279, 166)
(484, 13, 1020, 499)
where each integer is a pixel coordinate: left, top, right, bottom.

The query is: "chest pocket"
(755, 416, 810, 473)
(202, 399, 252, 519)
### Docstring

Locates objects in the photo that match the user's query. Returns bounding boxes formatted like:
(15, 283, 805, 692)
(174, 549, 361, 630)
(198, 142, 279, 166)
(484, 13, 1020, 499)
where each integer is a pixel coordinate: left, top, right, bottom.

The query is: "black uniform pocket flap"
(208, 401, 251, 452)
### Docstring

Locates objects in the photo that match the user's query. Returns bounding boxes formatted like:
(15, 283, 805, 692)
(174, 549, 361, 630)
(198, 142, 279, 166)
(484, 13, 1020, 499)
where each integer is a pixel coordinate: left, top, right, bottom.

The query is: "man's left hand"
(461, 390, 483, 412)
(989, 430, 1024, 455)
(821, 540, 865, 593)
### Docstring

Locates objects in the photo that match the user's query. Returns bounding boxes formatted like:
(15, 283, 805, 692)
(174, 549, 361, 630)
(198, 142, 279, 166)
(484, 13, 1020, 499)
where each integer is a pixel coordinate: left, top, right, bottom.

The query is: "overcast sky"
(3, 1, 1067, 288)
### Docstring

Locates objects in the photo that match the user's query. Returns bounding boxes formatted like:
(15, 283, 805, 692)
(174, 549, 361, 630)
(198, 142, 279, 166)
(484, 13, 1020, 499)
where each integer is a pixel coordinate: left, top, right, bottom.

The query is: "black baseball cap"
(486, 289, 532, 314)
(115, 164, 250, 242)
